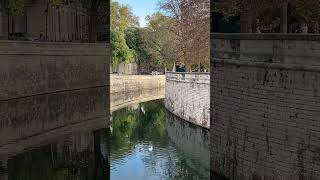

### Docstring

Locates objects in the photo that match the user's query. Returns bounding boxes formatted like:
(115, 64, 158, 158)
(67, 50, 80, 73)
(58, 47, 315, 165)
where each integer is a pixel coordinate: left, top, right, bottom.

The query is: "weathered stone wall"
(0, 41, 109, 100)
(165, 72, 210, 128)
(0, 87, 108, 158)
(110, 75, 165, 93)
(211, 33, 320, 180)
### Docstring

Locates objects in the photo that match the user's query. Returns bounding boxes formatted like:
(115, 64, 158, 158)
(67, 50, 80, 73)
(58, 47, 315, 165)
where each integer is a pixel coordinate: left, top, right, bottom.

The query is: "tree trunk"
(172, 62, 175, 72)
(240, 12, 252, 33)
(45, 2, 49, 41)
(301, 23, 308, 33)
(198, 62, 201, 72)
(88, 4, 98, 43)
(315, 21, 319, 33)
(186, 64, 192, 72)
(58, 7, 61, 41)
(280, 2, 288, 33)
(11, 18, 15, 33)
(7, 15, 9, 37)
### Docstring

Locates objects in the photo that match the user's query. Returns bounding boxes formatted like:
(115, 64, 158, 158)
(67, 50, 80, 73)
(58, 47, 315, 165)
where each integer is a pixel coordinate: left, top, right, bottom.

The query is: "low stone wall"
(211, 33, 320, 179)
(110, 75, 165, 93)
(0, 41, 109, 101)
(165, 72, 210, 128)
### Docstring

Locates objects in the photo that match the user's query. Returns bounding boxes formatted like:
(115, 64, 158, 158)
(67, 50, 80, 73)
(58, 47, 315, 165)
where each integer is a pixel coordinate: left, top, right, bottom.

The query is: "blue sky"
(116, 0, 159, 27)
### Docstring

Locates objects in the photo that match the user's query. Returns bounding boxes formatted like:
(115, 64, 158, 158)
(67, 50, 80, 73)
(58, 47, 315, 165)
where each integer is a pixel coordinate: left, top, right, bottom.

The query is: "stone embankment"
(0, 41, 109, 101)
(165, 72, 210, 128)
(211, 33, 320, 180)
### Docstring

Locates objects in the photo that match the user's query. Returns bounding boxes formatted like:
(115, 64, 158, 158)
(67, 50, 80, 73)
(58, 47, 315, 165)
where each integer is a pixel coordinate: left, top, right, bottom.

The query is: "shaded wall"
(211, 33, 320, 179)
(0, 87, 108, 157)
(0, 41, 109, 101)
(165, 72, 210, 128)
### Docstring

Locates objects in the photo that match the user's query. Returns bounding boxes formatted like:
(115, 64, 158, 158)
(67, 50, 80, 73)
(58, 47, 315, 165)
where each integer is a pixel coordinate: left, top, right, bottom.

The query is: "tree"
(2, 0, 25, 33)
(160, 0, 210, 71)
(214, 0, 320, 33)
(111, 1, 138, 32)
(144, 12, 181, 71)
(111, 30, 133, 68)
(125, 27, 140, 61)
(6, 0, 24, 17)
(289, 0, 320, 33)
(110, 1, 137, 69)
(213, 0, 276, 32)
(78, 0, 109, 42)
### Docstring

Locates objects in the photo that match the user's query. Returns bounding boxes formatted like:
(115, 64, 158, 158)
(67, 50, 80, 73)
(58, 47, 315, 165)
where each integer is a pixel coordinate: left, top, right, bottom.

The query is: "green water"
(110, 99, 210, 180)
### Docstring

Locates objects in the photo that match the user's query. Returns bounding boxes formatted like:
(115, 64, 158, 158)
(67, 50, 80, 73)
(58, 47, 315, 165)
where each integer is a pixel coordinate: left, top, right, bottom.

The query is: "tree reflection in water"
(110, 99, 209, 180)
(3, 130, 109, 180)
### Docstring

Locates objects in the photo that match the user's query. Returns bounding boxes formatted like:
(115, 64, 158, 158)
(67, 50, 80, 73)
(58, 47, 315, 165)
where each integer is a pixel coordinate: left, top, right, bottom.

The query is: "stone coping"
(211, 33, 320, 41)
(0, 41, 109, 56)
(0, 40, 110, 46)
(166, 72, 210, 84)
(166, 71, 210, 75)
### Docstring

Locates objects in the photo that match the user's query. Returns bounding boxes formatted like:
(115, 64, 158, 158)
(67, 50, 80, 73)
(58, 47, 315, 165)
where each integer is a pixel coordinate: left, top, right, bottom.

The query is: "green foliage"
(111, 1, 139, 32)
(6, 0, 25, 17)
(111, 30, 133, 67)
(125, 27, 140, 60)
(111, 1, 139, 67)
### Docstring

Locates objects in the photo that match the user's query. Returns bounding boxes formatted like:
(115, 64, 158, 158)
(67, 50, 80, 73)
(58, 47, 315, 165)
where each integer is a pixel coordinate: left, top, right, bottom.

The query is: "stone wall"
(110, 75, 165, 93)
(0, 41, 109, 101)
(165, 72, 210, 128)
(211, 33, 320, 180)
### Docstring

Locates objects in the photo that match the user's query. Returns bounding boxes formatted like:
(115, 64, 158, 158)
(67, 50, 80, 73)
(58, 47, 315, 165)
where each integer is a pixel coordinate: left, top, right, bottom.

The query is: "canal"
(0, 89, 209, 180)
(111, 99, 210, 180)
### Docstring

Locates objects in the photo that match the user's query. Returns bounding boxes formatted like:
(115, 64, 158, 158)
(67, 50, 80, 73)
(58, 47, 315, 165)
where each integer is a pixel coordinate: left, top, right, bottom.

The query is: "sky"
(116, 0, 159, 27)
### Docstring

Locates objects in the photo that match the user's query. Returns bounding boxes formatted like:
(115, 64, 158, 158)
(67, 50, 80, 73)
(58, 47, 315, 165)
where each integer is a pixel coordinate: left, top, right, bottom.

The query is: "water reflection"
(110, 99, 210, 180)
(0, 87, 109, 180)
(110, 88, 164, 112)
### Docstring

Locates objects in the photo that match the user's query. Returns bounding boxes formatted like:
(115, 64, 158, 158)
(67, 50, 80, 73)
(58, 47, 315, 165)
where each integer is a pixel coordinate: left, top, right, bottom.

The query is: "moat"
(0, 88, 209, 180)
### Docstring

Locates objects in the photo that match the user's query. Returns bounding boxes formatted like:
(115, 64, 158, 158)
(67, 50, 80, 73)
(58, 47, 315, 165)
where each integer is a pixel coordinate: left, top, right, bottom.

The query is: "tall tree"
(111, 30, 133, 68)
(110, 1, 138, 67)
(143, 12, 179, 71)
(160, 0, 210, 71)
